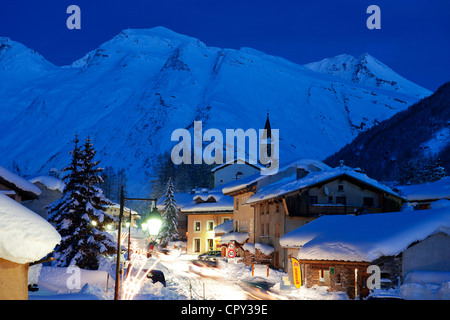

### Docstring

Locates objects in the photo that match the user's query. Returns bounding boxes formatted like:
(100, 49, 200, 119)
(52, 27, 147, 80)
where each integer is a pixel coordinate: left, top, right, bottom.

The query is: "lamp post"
(114, 186, 160, 300)
(142, 207, 163, 239)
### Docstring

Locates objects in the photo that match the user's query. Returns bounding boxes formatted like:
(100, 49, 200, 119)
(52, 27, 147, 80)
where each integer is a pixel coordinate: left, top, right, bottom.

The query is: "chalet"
(25, 175, 65, 219)
(105, 203, 141, 229)
(0, 165, 41, 203)
(157, 187, 234, 254)
(0, 191, 60, 300)
(280, 204, 450, 299)
(222, 159, 404, 270)
(395, 177, 450, 210)
(182, 187, 234, 254)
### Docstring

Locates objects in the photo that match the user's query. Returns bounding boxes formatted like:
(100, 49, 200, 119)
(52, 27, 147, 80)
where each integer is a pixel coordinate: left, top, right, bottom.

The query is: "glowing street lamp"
(142, 207, 163, 237)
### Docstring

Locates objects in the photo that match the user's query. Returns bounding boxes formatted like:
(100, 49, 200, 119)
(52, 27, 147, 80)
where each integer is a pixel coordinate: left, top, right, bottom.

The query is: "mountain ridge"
(0, 27, 432, 195)
(325, 81, 450, 183)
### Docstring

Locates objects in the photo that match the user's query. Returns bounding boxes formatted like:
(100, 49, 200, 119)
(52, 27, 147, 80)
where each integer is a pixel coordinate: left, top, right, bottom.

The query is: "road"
(152, 251, 285, 300)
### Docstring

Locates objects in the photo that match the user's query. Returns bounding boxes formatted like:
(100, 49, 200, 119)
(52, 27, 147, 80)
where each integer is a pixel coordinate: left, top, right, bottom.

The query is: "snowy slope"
(0, 27, 431, 195)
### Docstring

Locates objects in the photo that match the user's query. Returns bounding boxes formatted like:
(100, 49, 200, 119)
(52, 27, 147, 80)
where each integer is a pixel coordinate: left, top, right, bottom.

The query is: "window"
(266, 223, 270, 237)
(296, 168, 307, 180)
(275, 222, 280, 238)
(260, 223, 265, 238)
(336, 273, 341, 284)
(222, 217, 230, 223)
(194, 221, 201, 232)
(207, 238, 214, 251)
(336, 196, 346, 205)
(319, 270, 325, 282)
(328, 196, 333, 204)
(194, 238, 201, 253)
(338, 184, 344, 192)
(363, 197, 374, 207)
(235, 198, 239, 211)
(206, 221, 214, 231)
(308, 195, 318, 205)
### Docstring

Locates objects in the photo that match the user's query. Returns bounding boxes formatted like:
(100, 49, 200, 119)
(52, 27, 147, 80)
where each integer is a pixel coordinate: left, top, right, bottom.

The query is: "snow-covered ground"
(28, 250, 449, 300)
(28, 251, 347, 300)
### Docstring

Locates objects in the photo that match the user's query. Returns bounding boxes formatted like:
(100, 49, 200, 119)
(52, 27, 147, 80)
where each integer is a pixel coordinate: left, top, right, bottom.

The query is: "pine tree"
(47, 135, 117, 270)
(158, 178, 180, 246)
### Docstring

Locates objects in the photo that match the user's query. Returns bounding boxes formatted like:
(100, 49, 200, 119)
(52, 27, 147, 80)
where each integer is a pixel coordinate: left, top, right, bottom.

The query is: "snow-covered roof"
(243, 243, 274, 255)
(181, 190, 233, 213)
(0, 166, 41, 199)
(219, 232, 249, 244)
(193, 193, 218, 203)
(280, 203, 450, 262)
(214, 219, 234, 235)
(107, 203, 140, 216)
(222, 158, 330, 195)
(222, 172, 264, 195)
(156, 192, 196, 210)
(28, 175, 66, 192)
(395, 177, 450, 202)
(0, 193, 61, 264)
(247, 165, 401, 204)
(211, 157, 264, 173)
(157, 186, 233, 213)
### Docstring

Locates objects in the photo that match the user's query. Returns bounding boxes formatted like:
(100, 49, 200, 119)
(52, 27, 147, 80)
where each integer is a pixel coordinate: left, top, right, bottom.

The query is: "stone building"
(222, 159, 404, 270)
(281, 205, 450, 299)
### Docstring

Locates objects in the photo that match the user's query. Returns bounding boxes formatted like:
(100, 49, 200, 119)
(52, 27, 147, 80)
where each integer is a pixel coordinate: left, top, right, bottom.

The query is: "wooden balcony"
(306, 205, 382, 216)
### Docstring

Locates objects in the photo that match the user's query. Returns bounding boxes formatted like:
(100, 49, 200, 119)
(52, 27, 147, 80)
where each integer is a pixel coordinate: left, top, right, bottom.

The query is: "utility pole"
(114, 187, 124, 300)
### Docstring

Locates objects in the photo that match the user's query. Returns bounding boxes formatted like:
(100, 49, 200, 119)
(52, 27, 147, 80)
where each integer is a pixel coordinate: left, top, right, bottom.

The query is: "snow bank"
(38, 266, 110, 293)
(0, 193, 60, 264)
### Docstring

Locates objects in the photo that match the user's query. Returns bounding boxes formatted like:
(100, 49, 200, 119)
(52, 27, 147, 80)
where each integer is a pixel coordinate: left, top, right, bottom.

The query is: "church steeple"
(263, 112, 272, 158)
(264, 112, 272, 140)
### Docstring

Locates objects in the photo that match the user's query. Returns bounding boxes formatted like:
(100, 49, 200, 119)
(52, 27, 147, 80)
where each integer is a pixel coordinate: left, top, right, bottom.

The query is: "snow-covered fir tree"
(47, 135, 117, 270)
(396, 156, 447, 185)
(158, 178, 180, 246)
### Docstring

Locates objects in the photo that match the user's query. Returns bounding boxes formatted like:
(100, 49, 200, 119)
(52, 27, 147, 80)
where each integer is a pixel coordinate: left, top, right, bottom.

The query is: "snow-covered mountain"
(325, 81, 450, 183)
(0, 27, 431, 195)
(304, 53, 430, 98)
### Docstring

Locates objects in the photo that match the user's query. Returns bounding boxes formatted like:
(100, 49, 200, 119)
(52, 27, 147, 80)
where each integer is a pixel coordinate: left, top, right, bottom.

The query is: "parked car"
(198, 250, 222, 261)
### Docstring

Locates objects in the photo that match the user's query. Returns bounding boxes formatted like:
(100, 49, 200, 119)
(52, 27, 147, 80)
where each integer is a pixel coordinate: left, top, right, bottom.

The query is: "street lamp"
(142, 207, 163, 238)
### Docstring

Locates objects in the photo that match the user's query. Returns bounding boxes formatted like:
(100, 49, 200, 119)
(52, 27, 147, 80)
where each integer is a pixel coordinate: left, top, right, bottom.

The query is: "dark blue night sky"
(0, 0, 449, 91)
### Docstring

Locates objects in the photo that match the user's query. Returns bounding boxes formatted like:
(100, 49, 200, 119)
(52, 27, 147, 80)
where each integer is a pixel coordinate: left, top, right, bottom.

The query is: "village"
(0, 115, 449, 301)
